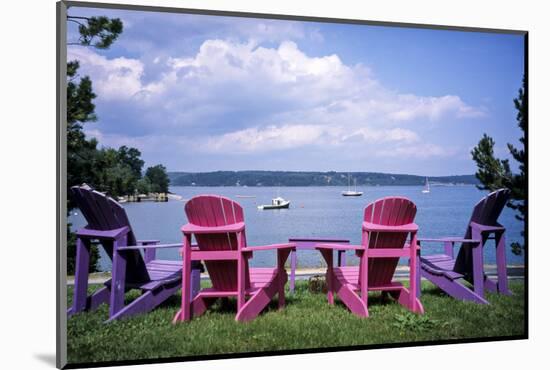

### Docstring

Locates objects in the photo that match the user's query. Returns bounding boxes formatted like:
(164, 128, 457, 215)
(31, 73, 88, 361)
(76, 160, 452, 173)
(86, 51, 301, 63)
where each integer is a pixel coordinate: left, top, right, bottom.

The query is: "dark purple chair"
(419, 188, 512, 304)
(67, 185, 200, 322)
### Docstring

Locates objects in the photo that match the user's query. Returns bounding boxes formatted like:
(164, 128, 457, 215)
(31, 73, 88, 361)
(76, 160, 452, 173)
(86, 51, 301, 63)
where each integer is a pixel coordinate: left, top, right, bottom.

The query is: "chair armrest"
(419, 237, 480, 244)
(362, 222, 418, 233)
(316, 243, 363, 251)
(242, 243, 296, 252)
(289, 237, 349, 243)
(137, 239, 160, 245)
(418, 238, 481, 258)
(470, 222, 506, 233)
(76, 226, 130, 240)
(181, 222, 245, 235)
(117, 243, 182, 251)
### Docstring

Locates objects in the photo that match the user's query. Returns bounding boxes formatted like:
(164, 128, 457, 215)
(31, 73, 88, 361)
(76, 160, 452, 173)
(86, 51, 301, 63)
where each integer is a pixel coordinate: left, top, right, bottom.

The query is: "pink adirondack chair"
(172, 195, 295, 323)
(316, 197, 423, 317)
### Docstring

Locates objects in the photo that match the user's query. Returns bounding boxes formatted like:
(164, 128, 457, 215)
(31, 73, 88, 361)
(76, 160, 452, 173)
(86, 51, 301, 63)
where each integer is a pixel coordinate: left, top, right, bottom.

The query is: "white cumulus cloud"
(69, 38, 486, 160)
(68, 47, 163, 100)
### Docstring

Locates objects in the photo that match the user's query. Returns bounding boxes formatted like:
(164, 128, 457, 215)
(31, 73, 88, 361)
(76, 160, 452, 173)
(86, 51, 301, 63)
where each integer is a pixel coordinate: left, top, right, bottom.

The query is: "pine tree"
(471, 76, 526, 255)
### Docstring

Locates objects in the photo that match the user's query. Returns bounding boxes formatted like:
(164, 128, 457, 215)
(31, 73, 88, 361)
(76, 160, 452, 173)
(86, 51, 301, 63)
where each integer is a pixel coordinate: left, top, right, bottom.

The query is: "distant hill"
(168, 171, 479, 187)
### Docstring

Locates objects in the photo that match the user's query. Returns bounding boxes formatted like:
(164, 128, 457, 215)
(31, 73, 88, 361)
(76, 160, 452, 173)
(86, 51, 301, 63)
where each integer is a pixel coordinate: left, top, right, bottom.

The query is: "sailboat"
(342, 174, 363, 196)
(422, 177, 430, 194)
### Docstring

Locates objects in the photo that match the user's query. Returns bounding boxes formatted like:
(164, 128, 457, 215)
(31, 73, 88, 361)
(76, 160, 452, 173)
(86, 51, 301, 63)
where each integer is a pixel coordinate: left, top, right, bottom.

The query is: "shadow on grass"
(420, 286, 449, 297)
(304, 289, 414, 312)
(153, 291, 302, 316)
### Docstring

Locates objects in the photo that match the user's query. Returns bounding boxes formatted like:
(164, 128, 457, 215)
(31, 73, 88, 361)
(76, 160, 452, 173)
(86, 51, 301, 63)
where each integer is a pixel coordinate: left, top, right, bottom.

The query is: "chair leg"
(86, 285, 111, 311)
(335, 279, 368, 317)
(471, 229, 485, 301)
(108, 282, 181, 322)
(68, 238, 91, 316)
(360, 253, 368, 308)
(484, 278, 499, 293)
(176, 235, 193, 322)
(278, 282, 286, 309)
(108, 290, 154, 322)
(277, 252, 287, 309)
(174, 293, 210, 323)
(236, 232, 246, 312)
(109, 237, 128, 320)
(395, 287, 424, 314)
(189, 295, 217, 319)
(320, 249, 334, 305)
(409, 244, 419, 311)
(236, 279, 278, 322)
(421, 270, 489, 304)
(338, 250, 346, 267)
(495, 232, 512, 295)
(289, 250, 297, 294)
(416, 254, 422, 299)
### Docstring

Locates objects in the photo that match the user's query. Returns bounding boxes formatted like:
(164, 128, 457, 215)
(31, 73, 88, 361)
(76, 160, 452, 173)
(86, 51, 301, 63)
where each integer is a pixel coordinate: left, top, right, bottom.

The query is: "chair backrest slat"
(185, 195, 249, 291)
(363, 197, 417, 287)
(71, 187, 102, 230)
(80, 188, 111, 231)
(70, 185, 149, 283)
(454, 188, 511, 275)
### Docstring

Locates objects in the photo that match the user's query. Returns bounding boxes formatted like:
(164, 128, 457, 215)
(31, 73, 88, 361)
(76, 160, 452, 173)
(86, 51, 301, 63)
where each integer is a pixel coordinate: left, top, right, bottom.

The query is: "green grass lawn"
(67, 280, 525, 365)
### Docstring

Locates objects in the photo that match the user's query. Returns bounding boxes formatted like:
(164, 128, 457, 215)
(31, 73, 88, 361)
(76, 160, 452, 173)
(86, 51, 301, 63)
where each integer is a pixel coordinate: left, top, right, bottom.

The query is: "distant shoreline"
(168, 184, 477, 187)
(168, 170, 479, 187)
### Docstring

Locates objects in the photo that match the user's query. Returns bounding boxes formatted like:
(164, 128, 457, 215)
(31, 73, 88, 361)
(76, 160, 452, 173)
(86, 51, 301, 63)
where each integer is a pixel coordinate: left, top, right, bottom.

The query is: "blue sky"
(67, 7, 525, 176)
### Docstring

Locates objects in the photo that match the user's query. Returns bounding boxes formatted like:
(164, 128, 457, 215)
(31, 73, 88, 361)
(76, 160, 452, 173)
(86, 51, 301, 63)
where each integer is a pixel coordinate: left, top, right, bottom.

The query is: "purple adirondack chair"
(172, 195, 295, 323)
(419, 188, 512, 304)
(68, 185, 200, 322)
(317, 197, 424, 317)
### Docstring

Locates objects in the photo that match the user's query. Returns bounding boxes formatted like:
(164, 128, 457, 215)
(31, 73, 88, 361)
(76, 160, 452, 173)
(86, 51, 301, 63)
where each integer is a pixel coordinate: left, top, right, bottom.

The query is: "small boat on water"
(167, 193, 185, 201)
(342, 174, 363, 197)
(422, 177, 430, 194)
(258, 197, 290, 210)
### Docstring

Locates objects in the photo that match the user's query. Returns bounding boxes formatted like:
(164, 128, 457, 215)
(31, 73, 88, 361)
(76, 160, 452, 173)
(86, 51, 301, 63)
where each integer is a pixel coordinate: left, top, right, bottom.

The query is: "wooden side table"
(287, 237, 350, 293)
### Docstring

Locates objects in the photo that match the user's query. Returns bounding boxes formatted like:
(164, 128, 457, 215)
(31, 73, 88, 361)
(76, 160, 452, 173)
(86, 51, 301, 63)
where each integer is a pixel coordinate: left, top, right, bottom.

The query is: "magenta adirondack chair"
(419, 188, 512, 304)
(316, 197, 423, 317)
(172, 195, 295, 323)
(68, 185, 201, 322)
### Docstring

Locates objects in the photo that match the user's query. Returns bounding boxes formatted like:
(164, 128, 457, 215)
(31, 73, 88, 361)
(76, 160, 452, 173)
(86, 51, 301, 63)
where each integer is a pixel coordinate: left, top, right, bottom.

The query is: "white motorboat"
(258, 196, 290, 209)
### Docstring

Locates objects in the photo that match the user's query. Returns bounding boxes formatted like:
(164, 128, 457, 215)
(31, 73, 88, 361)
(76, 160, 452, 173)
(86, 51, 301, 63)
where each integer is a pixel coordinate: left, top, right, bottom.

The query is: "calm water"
(69, 185, 525, 271)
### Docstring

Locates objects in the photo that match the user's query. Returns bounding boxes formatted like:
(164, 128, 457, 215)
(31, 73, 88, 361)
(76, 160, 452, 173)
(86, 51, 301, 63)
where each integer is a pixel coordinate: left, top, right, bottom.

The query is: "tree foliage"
(67, 60, 96, 129)
(117, 146, 145, 180)
(66, 14, 172, 274)
(136, 177, 153, 195)
(145, 165, 170, 193)
(471, 76, 526, 255)
(91, 148, 141, 197)
(66, 14, 123, 274)
(471, 134, 512, 190)
(67, 16, 123, 49)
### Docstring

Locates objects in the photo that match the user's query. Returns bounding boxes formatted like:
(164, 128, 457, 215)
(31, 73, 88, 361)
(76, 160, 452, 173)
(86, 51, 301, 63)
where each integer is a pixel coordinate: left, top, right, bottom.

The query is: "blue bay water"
(69, 185, 524, 272)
